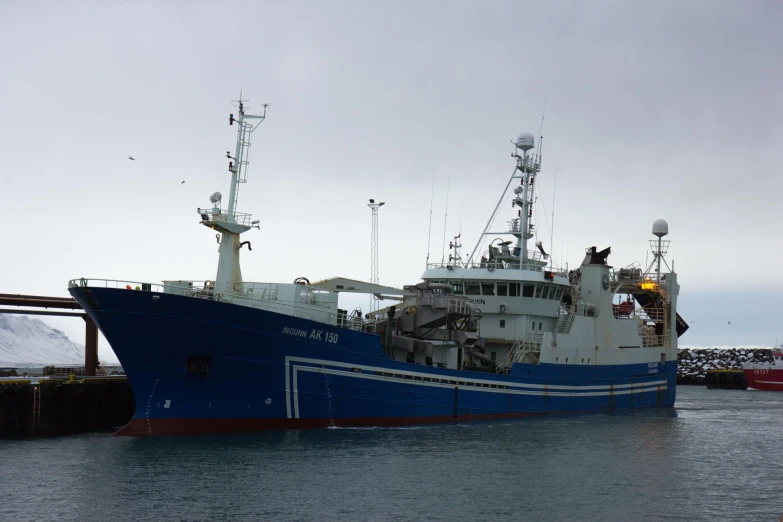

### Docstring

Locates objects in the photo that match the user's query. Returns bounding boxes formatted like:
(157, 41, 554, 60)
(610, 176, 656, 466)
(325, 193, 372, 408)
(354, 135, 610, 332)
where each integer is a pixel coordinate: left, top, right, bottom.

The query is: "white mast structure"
(467, 132, 541, 268)
(368, 198, 385, 311)
(197, 97, 267, 296)
(647, 219, 671, 283)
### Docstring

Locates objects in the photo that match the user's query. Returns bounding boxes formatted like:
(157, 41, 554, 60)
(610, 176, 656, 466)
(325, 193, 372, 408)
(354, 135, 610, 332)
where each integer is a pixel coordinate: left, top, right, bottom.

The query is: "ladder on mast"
(230, 121, 254, 215)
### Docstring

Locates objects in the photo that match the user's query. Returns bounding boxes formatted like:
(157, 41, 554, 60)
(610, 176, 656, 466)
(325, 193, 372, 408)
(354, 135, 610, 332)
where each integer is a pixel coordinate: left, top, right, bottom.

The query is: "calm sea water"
(1, 386, 781, 522)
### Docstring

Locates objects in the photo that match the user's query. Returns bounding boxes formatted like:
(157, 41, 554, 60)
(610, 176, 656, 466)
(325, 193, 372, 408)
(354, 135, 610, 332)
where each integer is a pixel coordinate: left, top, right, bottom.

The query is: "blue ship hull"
(69, 286, 677, 436)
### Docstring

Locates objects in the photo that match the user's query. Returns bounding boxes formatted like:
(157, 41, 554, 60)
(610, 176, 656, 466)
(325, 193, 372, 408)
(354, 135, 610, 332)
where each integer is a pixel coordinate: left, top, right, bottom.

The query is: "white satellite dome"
(652, 219, 669, 237)
(513, 185, 525, 195)
(515, 132, 535, 151)
(210, 192, 223, 205)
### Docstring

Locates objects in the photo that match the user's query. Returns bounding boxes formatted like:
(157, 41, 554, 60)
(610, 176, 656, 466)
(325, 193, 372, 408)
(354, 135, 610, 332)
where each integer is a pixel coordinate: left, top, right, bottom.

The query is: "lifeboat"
(612, 298, 635, 317)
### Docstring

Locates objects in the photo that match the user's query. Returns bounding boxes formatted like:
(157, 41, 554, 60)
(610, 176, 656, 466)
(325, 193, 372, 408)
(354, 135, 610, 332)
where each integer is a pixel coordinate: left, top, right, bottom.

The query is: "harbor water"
(1, 386, 780, 521)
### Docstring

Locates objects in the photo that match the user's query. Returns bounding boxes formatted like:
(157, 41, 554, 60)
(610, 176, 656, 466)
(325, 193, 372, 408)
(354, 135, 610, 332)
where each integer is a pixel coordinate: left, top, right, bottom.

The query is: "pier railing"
(68, 278, 372, 332)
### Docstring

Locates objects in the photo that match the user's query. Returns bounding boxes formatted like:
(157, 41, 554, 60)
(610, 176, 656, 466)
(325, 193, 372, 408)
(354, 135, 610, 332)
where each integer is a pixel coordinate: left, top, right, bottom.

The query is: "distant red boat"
(742, 342, 783, 391)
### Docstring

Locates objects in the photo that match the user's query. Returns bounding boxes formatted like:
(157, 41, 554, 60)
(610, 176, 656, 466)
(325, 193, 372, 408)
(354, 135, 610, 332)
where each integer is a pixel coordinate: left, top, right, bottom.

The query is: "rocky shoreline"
(677, 348, 773, 385)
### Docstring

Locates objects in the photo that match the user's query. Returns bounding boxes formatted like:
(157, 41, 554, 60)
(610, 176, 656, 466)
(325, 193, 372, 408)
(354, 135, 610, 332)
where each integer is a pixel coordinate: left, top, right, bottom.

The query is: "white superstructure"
(418, 133, 686, 372)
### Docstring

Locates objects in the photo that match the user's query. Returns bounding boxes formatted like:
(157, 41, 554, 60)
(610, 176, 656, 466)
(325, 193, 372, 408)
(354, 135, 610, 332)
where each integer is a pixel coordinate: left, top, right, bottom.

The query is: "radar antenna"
(645, 219, 672, 282)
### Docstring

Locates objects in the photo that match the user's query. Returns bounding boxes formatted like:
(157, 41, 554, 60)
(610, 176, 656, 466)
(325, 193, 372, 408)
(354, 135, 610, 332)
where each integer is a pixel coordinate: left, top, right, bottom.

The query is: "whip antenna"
(440, 172, 451, 263)
(426, 166, 436, 266)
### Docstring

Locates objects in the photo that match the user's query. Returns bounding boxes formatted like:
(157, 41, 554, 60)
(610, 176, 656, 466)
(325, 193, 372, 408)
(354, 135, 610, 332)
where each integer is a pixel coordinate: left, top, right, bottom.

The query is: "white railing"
(200, 209, 254, 227)
(612, 306, 666, 322)
(232, 212, 254, 227)
(512, 333, 543, 364)
(568, 302, 596, 317)
(641, 335, 665, 348)
(556, 309, 576, 334)
(612, 269, 670, 287)
(497, 333, 544, 373)
(426, 261, 567, 277)
(68, 278, 373, 332)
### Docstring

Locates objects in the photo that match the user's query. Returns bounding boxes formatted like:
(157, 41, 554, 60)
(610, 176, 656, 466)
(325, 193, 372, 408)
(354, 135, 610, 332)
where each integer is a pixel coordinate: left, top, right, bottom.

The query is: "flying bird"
(181, 181, 185, 184)
(128, 155, 135, 161)
(728, 321, 731, 326)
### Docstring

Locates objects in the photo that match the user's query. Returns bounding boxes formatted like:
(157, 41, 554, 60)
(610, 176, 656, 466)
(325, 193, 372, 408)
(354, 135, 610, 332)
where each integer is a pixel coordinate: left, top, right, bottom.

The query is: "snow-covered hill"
(0, 314, 85, 367)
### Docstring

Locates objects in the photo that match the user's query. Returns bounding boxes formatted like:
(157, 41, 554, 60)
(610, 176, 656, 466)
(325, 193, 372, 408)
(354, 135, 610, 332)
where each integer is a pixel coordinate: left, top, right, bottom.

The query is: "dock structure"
(0, 293, 99, 376)
(705, 370, 748, 390)
(0, 376, 134, 438)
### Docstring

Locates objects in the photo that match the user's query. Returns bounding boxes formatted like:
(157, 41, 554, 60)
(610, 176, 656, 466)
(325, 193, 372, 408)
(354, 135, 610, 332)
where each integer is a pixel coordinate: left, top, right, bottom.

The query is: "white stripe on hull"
(284, 356, 668, 419)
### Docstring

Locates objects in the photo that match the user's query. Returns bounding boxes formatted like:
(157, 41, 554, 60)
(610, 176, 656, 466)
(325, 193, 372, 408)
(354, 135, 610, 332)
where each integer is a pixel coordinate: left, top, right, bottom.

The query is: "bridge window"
(497, 282, 508, 296)
(509, 282, 520, 296)
(539, 322, 543, 330)
(450, 282, 464, 295)
(465, 282, 480, 295)
(555, 288, 563, 300)
(542, 286, 550, 299)
(522, 284, 534, 297)
(500, 319, 505, 328)
(534, 284, 543, 298)
(549, 287, 558, 300)
(481, 282, 495, 295)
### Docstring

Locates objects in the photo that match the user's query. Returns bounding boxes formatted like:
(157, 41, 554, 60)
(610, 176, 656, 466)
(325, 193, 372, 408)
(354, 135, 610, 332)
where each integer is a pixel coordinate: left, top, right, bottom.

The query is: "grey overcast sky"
(1, 0, 781, 360)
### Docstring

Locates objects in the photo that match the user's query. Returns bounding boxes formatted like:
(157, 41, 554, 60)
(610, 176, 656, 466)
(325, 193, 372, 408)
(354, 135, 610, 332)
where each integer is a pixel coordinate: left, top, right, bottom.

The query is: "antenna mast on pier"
(368, 199, 385, 312)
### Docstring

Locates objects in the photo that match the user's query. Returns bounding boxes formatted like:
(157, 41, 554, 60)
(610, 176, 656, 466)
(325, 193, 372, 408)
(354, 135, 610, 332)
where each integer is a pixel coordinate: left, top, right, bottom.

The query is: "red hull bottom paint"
(115, 413, 557, 436)
(744, 369, 783, 391)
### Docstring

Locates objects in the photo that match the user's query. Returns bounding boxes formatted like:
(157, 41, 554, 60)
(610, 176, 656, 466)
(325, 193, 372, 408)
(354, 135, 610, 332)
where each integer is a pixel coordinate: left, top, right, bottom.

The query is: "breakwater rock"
(677, 348, 773, 385)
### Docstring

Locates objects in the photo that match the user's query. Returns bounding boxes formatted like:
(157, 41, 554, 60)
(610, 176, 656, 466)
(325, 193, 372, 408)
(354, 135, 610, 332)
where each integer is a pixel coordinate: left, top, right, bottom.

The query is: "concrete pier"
(705, 370, 748, 390)
(0, 376, 134, 438)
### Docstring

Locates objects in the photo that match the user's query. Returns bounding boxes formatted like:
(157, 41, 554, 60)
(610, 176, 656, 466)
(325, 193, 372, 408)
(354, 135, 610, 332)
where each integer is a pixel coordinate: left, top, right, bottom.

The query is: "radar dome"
(515, 132, 535, 151)
(652, 219, 669, 237)
(513, 185, 524, 195)
(210, 192, 222, 205)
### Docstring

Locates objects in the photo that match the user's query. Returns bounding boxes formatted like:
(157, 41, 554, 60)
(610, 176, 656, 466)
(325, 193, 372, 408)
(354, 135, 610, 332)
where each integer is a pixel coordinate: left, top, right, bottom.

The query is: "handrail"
(200, 209, 254, 227)
(426, 261, 567, 277)
(497, 333, 544, 373)
(612, 306, 667, 322)
(68, 278, 377, 332)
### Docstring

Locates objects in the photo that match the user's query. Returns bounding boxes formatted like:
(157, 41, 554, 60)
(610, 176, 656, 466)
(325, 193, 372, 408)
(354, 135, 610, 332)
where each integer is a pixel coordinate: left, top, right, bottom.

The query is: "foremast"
(197, 97, 268, 296)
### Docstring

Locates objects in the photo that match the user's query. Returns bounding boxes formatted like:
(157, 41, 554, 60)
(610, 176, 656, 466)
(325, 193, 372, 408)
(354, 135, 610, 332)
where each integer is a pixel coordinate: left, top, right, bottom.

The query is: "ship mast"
(197, 95, 267, 296)
(513, 134, 536, 264)
(467, 132, 539, 268)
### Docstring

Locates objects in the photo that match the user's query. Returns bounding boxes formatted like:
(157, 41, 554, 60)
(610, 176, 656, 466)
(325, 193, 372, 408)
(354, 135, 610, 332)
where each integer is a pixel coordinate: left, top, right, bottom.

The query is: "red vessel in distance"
(742, 341, 783, 391)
